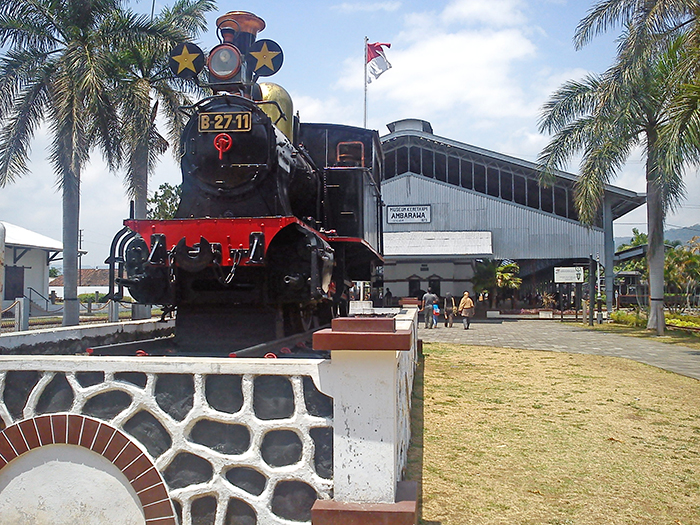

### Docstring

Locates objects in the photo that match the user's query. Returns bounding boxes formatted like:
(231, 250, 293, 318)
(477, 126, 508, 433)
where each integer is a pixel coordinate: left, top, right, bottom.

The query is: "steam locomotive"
(106, 11, 383, 355)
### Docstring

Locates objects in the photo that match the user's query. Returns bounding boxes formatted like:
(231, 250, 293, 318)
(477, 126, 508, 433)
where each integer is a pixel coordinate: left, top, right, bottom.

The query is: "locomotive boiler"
(106, 11, 383, 355)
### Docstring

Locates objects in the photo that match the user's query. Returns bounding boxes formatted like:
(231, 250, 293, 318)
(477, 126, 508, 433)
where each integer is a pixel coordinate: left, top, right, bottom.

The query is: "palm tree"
(472, 260, 498, 308)
(495, 262, 522, 295)
(538, 18, 693, 335)
(472, 260, 522, 308)
(664, 244, 700, 311)
(0, 1, 162, 325)
(112, 0, 214, 219)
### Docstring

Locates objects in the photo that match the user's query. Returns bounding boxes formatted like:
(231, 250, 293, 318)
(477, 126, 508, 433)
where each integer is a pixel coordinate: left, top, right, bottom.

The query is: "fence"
(1, 298, 139, 334)
(0, 306, 419, 525)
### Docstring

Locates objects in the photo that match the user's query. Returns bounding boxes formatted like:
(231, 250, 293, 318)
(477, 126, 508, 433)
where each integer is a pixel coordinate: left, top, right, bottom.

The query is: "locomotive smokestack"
(216, 11, 265, 55)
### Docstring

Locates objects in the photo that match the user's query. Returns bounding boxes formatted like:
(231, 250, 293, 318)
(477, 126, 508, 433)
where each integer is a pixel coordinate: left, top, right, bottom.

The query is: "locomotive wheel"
(299, 306, 316, 332)
(282, 302, 332, 336)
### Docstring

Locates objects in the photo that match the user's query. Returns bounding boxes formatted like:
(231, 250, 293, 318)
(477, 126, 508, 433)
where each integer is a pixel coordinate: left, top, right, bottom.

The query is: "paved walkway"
(418, 319, 700, 380)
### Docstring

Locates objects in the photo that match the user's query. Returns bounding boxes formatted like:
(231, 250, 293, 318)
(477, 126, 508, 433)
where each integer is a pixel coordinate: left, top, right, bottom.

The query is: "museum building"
(379, 119, 645, 306)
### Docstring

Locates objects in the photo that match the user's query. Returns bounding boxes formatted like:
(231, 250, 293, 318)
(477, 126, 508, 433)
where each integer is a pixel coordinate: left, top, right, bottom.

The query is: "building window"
(501, 171, 513, 201)
(448, 156, 460, 186)
(474, 163, 486, 193)
(385, 148, 396, 180)
(526, 178, 540, 209)
(460, 159, 473, 189)
(541, 185, 553, 213)
(514, 175, 526, 205)
(422, 149, 434, 178)
(435, 153, 447, 182)
(554, 186, 568, 217)
(567, 189, 579, 220)
(487, 166, 500, 197)
(397, 146, 408, 176)
(410, 146, 421, 174)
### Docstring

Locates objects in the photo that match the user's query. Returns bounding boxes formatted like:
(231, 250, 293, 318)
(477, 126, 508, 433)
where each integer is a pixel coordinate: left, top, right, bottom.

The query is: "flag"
(366, 42, 391, 84)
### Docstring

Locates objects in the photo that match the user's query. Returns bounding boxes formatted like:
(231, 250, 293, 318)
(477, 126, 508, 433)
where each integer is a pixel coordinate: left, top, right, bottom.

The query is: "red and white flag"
(366, 42, 391, 84)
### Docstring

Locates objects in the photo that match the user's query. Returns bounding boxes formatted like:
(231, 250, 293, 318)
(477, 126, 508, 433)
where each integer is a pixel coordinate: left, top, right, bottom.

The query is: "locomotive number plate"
(198, 111, 252, 132)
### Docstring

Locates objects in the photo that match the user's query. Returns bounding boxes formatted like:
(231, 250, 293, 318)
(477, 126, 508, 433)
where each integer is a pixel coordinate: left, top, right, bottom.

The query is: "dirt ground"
(407, 342, 700, 525)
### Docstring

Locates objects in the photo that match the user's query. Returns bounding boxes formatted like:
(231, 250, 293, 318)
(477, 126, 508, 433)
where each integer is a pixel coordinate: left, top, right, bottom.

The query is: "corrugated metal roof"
(1, 221, 62, 251)
(384, 231, 492, 257)
(381, 129, 646, 219)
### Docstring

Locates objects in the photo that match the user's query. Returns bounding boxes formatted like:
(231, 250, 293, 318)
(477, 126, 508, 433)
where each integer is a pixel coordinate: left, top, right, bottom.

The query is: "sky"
(2, 0, 700, 267)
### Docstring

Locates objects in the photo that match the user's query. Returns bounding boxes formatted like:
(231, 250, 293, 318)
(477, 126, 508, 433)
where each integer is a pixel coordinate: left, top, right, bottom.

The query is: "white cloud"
(384, 29, 536, 118)
(440, 0, 527, 27)
(331, 2, 402, 13)
(292, 93, 363, 127)
(336, 1, 540, 139)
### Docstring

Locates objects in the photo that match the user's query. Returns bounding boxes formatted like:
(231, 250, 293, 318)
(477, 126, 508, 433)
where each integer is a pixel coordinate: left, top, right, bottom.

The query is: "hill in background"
(616, 223, 700, 249)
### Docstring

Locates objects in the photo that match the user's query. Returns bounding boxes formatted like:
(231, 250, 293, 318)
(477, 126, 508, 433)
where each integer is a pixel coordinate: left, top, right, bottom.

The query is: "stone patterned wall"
(0, 359, 333, 525)
(395, 320, 417, 482)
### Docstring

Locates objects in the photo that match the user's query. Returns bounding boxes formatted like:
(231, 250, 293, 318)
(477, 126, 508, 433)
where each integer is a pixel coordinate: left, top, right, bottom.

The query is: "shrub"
(610, 309, 647, 328)
(78, 293, 109, 303)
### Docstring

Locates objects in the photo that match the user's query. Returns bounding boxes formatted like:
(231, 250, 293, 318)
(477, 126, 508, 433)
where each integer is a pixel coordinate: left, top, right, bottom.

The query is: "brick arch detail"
(0, 414, 176, 525)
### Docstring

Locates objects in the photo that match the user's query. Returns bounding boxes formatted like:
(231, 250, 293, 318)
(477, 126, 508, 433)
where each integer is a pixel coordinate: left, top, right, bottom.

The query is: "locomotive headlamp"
(208, 44, 242, 80)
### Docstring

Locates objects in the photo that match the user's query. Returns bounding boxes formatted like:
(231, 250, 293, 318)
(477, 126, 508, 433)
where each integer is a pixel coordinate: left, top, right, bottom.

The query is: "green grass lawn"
(408, 342, 700, 525)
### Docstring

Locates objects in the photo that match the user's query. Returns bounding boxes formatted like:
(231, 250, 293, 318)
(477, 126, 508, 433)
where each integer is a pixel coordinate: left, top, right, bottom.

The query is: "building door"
(428, 278, 441, 297)
(408, 279, 422, 299)
(5, 266, 24, 300)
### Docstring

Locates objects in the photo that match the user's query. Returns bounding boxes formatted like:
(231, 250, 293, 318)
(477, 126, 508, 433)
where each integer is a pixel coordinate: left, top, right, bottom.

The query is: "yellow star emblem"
(250, 42, 280, 72)
(172, 44, 201, 75)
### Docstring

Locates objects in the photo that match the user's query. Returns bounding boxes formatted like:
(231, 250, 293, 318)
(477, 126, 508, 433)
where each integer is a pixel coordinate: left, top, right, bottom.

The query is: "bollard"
(108, 300, 120, 323)
(132, 304, 152, 320)
(16, 297, 29, 331)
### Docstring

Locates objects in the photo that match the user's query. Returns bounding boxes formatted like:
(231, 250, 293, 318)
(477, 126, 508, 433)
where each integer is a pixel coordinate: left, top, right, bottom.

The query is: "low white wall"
(0, 318, 175, 350)
(0, 308, 419, 524)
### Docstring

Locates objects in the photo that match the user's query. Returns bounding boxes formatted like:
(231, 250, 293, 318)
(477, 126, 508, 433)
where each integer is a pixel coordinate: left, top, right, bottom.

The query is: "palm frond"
(574, 0, 637, 49)
(575, 0, 695, 50)
(159, 0, 216, 37)
(538, 75, 602, 134)
(0, 79, 50, 186)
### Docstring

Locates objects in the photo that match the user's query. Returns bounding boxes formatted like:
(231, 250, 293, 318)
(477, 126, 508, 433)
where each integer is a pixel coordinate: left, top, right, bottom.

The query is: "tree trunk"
(645, 136, 665, 335)
(62, 171, 80, 326)
(132, 141, 149, 220)
(131, 140, 153, 320)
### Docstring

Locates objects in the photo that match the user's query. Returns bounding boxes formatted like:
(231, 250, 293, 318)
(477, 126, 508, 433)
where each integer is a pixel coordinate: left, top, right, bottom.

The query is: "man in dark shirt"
(421, 288, 438, 328)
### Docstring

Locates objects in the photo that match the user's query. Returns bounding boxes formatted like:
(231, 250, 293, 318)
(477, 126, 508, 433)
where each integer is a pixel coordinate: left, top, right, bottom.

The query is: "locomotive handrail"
(325, 165, 382, 197)
(255, 99, 288, 126)
(179, 94, 288, 127)
(105, 225, 136, 301)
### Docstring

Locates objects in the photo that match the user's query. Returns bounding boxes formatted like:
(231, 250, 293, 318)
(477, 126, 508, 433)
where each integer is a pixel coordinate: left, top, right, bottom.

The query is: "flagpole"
(363, 36, 368, 128)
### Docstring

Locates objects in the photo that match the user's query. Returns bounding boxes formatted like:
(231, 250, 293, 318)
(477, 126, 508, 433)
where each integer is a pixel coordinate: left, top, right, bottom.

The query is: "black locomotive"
(106, 11, 383, 355)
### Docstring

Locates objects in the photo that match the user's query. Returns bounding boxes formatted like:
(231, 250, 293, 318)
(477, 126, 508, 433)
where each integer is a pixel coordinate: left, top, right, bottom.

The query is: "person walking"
(444, 292, 456, 327)
(384, 287, 393, 306)
(458, 290, 475, 329)
(421, 287, 438, 329)
(432, 303, 440, 328)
